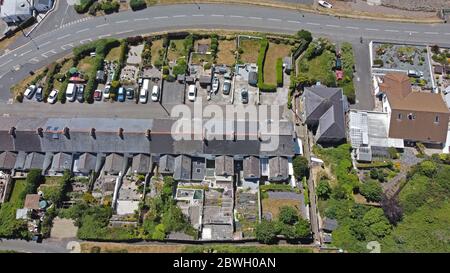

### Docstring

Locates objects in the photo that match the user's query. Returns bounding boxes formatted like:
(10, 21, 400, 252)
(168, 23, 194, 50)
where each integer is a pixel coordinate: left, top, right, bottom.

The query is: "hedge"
(130, 0, 147, 11)
(302, 177, 309, 205)
(99, 0, 120, 14)
(74, 0, 96, 14)
(276, 57, 283, 87)
(257, 39, 277, 92)
(356, 161, 393, 170)
(43, 62, 61, 101)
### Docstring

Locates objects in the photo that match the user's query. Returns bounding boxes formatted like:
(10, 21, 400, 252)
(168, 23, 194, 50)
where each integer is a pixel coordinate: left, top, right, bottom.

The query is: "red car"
(94, 89, 102, 101)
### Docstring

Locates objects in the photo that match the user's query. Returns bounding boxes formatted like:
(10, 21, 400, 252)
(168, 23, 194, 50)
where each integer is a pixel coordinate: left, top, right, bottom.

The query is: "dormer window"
(408, 113, 415, 120)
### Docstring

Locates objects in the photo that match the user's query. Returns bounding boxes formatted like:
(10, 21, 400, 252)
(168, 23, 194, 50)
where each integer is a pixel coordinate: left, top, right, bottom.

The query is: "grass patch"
(190, 52, 213, 65)
(183, 245, 313, 253)
(217, 39, 236, 66)
(9, 179, 27, 206)
(261, 198, 300, 220)
(167, 39, 186, 62)
(239, 38, 260, 63)
(77, 56, 96, 76)
(151, 39, 164, 66)
(105, 45, 122, 62)
(263, 42, 291, 85)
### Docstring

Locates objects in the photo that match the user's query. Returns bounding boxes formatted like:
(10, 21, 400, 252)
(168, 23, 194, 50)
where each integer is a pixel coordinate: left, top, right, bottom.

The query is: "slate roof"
(322, 217, 338, 232)
(131, 153, 151, 174)
(104, 153, 124, 174)
(24, 152, 45, 171)
(191, 157, 206, 181)
(50, 152, 73, 173)
(173, 155, 191, 181)
(268, 156, 289, 182)
(215, 155, 234, 177)
(304, 85, 346, 143)
(243, 156, 260, 179)
(76, 153, 97, 174)
(0, 151, 17, 170)
(159, 154, 175, 174)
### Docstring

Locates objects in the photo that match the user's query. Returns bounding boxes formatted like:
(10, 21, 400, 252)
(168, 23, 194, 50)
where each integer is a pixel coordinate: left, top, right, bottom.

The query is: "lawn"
(77, 56, 96, 76)
(105, 45, 122, 62)
(151, 39, 164, 66)
(195, 38, 210, 50)
(9, 179, 27, 206)
(263, 42, 292, 85)
(298, 49, 336, 87)
(190, 52, 213, 65)
(167, 39, 186, 62)
(81, 242, 185, 253)
(261, 198, 300, 220)
(239, 38, 260, 63)
(217, 39, 236, 66)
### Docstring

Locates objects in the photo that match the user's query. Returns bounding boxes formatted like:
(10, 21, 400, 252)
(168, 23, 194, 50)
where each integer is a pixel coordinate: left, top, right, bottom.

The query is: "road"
(0, 239, 71, 253)
(1, 3, 450, 103)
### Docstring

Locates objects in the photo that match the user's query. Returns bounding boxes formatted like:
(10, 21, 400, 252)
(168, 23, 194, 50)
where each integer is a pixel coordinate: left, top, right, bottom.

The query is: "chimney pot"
(146, 129, 151, 140)
(36, 127, 43, 137)
(90, 128, 96, 139)
(63, 127, 70, 138)
(118, 128, 124, 139)
(9, 127, 16, 137)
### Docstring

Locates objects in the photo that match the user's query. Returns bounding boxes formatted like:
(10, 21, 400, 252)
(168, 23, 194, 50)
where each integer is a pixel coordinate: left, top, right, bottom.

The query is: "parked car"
(76, 85, 84, 102)
(47, 89, 58, 104)
(318, 0, 332, 8)
(151, 85, 160, 102)
(188, 85, 197, 101)
(241, 88, 249, 104)
(139, 87, 148, 104)
(223, 79, 231, 95)
(126, 88, 134, 100)
(24, 85, 37, 99)
(117, 87, 125, 102)
(35, 87, 43, 102)
(212, 77, 219, 93)
(103, 84, 111, 99)
(94, 89, 102, 101)
(66, 83, 77, 102)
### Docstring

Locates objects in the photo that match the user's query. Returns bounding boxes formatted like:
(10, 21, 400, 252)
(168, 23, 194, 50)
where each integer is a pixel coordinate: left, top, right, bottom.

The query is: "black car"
(126, 88, 134, 100)
(76, 85, 84, 102)
(241, 88, 249, 104)
(35, 87, 43, 102)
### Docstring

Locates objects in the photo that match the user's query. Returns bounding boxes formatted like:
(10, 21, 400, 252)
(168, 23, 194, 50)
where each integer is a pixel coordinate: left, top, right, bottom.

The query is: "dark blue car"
(117, 87, 125, 102)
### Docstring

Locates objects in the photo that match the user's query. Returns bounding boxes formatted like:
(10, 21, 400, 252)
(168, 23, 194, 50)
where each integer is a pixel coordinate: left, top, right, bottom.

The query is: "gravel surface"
(382, 0, 450, 12)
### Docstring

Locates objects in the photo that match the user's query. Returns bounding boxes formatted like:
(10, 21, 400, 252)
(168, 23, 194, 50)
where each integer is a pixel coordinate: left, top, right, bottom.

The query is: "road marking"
(326, 24, 339, 28)
(385, 29, 399, 32)
(365, 28, 379, 31)
(424, 31, 439, 35)
(192, 14, 204, 17)
(19, 50, 32, 57)
(80, 38, 93, 44)
(249, 16, 262, 20)
(29, 57, 39, 64)
(268, 18, 282, 22)
(76, 28, 89, 33)
(230, 15, 244, 18)
(444, 33, 450, 35)
(134, 18, 149, 21)
(404, 30, 419, 34)
(211, 14, 224, 17)
(61, 43, 74, 50)
(288, 20, 301, 24)
(172, 15, 186, 18)
(40, 41, 51, 47)
(154, 16, 168, 19)
(99, 34, 112, 38)
(41, 50, 57, 58)
(115, 20, 129, 24)
(116, 30, 134, 35)
(307, 22, 320, 26)
(345, 26, 359, 30)
(57, 34, 71, 40)
(0, 59, 12, 68)
(96, 23, 109, 28)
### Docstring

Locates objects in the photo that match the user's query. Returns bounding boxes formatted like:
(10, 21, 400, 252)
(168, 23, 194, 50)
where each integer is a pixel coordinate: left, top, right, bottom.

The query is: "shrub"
(360, 181, 383, 202)
(15, 92, 24, 103)
(88, 2, 98, 15)
(100, 0, 120, 14)
(129, 0, 147, 11)
(278, 206, 299, 225)
(296, 29, 312, 43)
(388, 147, 399, 159)
(293, 156, 309, 179)
(373, 59, 383, 67)
(43, 62, 61, 100)
(316, 180, 331, 200)
(255, 221, 278, 244)
(203, 62, 212, 70)
(276, 57, 283, 87)
(74, 0, 95, 14)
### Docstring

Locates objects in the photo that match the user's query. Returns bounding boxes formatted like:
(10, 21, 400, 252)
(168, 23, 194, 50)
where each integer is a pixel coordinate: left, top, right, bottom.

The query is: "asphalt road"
(1, 3, 450, 103)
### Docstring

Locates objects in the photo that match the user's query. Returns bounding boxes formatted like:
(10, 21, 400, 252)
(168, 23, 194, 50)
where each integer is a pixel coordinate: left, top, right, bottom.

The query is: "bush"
(255, 221, 278, 244)
(360, 181, 383, 202)
(316, 180, 331, 200)
(129, 0, 147, 11)
(74, 0, 95, 14)
(88, 2, 98, 15)
(43, 62, 61, 101)
(276, 57, 283, 87)
(278, 206, 299, 225)
(100, 0, 120, 14)
(296, 29, 312, 43)
(373, 59, 383, 67)
(293, 156, 309, 179)
(15, 92, 24, 103)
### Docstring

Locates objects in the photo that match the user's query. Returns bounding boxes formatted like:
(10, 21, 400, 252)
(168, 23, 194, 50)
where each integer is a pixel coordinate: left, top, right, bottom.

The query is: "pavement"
(0, 238, 72, 253)
(1, 3, 450, 103)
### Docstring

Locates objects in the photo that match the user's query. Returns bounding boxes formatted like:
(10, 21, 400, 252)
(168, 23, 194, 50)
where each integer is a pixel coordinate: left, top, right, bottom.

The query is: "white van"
(188, 85, 196, 101)
(140, 79, 150, 103)
(66, 83, 77, 102)
(151, 85, 160, 102)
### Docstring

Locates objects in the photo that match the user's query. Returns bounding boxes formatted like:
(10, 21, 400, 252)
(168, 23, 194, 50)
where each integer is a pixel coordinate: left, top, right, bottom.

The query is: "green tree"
(278, 206, 299, 225)
(255, 221, 278, 244)
(296, 29, 312, 43)
(360, 181, 383, 202)
(152, 224, 166, 240)
(294, 219, 311, 239)
(293, 156, 309, 179)
(331, 185, 348, 200)
(416, 160, 437, 177)
(363, 208, 391, 239)
(316, 180, 331, 200)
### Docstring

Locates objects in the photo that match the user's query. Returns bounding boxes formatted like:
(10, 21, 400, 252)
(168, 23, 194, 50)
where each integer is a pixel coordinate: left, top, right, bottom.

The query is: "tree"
(296, 29, 312, 43)
(255, 221, 278, 244)
(294, 219, 311, 239)
(316, 180, 331, 200)
(293, 156, 309, 179)
(278, 206, 299, 225)
(129, 0, 146, 11)
(417, 160, 437, 177)
(363, 208, 391, 239)
(360, 180, 383, 202)
(331, 185, 347, 200)
(381, 195, 403, 225)
(151, 224, 166, 240)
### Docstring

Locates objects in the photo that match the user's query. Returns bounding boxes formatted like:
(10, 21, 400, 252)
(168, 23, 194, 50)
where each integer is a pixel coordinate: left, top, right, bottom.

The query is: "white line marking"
(96, 23, 109, 28)
(40, 41, 51, 47)
(346, 26, 359, 29)
(80, 38, 93, 44)
(115, 20, 129, 24)
(268, 18, 282, 22)
(404, 30, 419, 34)
(192, 14, 204, 17)
(288, 20, 301, 24)
(249, 16, 262, 20)
(445, 33, 450, 35)
(211, 14, 224, 17)
(230, 15, 244, 18)
(20, 50, 32, 57)
(385, 29, 399, 32)
(116, 30, 134, 35)
(29, 57, 39, 64)
(173, 15, 186, 18)
(61, 43, 74, 50)
(0, 59, 12, 67)
(57, 34, 71, 40)
(41, 50, 57, 58)
(76, 28, 89, 33)
(99, 34, 112, 38)
(365, 28, 379, 31)
(424, 31, 439, 35)
(326, 24, 339, 28)
(134, 18, 149, 21)
(154, 16, 168, 19)
(307, 22, 320, 26)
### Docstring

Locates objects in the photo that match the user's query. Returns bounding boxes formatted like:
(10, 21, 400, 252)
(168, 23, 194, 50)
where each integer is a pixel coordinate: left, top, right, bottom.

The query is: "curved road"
(0, 3, 450, 101)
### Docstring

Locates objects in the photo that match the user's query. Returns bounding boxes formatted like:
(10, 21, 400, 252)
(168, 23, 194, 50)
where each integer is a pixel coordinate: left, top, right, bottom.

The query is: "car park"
(47, 89, 58, 104)
(117, 87, 125, 102)
(24, 85, 37, 99)
(76, 85, 84, 102)
(318, 0, 332, 8)
(212, 77, 219, 93)
(126, 88, 134, 100)
(94, 89, 102, 101)
(35, 87, 43, 102)
(241, 88, 249, 104)
(66, 83, 77, 102)
(103, 84, 111, 99)
(188, 84, 197, 101)
(151, 85, 160, 102)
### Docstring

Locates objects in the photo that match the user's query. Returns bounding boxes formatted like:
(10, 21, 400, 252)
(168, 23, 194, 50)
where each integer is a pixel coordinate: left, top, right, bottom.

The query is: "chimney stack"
(146, 129, 151, 140)
(232, 130, 236, 142)
(258, 131, 262, 142)
(9, 127, 16, 138)
(63, 127, 70, 139)
(36, 127, 43, 138)
(90, 128, 96, 139)
(118, 128, 124, 139)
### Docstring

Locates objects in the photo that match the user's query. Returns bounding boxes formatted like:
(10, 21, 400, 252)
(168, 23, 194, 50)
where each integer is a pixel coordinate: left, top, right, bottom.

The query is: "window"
(397, 113, 402, 120)
(408, 113, 415, 120)
(435, 116, 440, 123)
